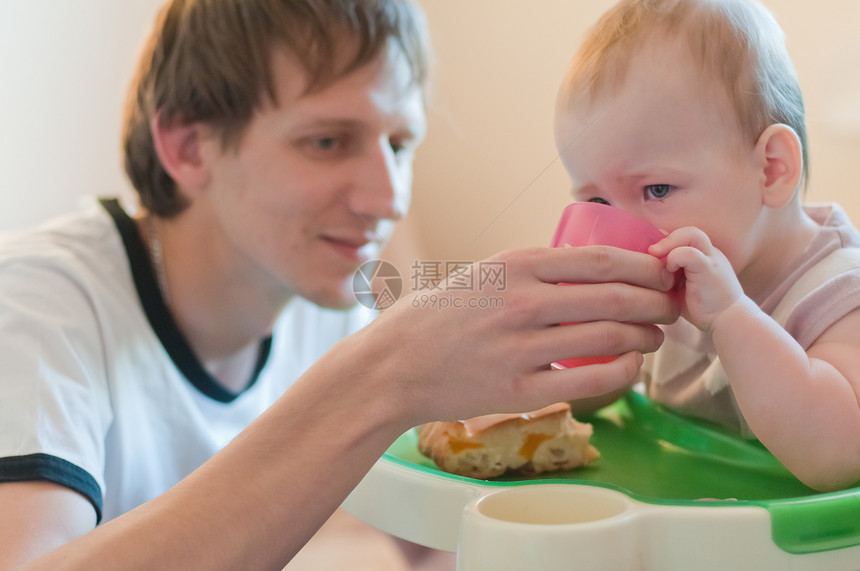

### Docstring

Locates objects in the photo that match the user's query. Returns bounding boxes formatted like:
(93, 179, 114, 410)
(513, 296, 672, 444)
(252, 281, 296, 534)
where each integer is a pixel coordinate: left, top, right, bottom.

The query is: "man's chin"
(303, 285, 362, 311)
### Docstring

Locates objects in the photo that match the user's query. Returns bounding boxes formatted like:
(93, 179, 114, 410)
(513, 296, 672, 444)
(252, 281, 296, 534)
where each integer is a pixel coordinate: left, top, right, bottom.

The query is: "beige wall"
(2, 1, 858, 265)
(0, 1, 163, 231)
(406, 0, 860, 264)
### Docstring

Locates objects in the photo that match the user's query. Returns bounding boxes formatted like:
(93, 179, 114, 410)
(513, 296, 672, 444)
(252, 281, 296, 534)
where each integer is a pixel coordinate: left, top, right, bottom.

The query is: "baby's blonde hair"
(559, 0, 808, 188)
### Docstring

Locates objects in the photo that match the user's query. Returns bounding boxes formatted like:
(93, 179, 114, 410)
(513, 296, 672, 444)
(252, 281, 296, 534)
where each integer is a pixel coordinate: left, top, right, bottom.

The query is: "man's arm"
(0, 482, 96, 569)
(15, 246, 677, 570)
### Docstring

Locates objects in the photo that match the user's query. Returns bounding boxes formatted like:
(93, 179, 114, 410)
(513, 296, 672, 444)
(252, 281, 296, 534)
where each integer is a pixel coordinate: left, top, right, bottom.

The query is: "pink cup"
(550, 202, 666, 368)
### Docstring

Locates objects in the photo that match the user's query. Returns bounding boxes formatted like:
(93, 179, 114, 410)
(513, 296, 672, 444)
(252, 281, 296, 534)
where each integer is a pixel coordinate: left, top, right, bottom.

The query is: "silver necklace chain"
(148, 216, 170, 304)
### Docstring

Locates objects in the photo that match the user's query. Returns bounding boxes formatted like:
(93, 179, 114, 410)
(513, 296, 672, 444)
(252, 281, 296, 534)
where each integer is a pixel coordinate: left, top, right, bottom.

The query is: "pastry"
(418, 402, 599, 479)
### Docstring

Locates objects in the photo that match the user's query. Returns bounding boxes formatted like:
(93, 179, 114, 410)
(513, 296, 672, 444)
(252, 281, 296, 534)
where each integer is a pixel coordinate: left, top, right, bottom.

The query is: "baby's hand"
(649, 227, 743, 331)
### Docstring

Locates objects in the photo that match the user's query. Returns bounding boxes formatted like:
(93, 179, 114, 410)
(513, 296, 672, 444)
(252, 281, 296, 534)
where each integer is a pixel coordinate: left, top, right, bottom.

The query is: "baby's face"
(554, 40, 766, 275)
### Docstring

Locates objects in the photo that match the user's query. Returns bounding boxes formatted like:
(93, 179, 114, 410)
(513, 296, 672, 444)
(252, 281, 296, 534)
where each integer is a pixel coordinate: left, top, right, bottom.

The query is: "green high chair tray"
(343, 392, 860, 569)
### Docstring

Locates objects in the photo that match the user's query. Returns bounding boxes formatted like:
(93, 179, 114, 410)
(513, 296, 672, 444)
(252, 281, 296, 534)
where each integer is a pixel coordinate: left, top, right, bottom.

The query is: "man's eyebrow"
(288, 117, 422, 137)
(289, 118, 364, 131)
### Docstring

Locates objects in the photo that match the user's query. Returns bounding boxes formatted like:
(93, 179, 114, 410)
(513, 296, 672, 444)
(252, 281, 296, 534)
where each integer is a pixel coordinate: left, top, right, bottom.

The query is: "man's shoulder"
(0, 199, 120, 266)
(0, 199, 132, 308)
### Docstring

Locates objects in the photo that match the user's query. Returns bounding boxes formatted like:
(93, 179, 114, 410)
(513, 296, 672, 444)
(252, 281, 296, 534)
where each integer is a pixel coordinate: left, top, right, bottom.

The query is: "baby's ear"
(754, 124, 803, 208)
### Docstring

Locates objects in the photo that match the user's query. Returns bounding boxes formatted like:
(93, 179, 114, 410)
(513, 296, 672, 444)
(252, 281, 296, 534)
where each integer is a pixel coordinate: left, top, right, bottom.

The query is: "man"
(0, 1, 677, 568)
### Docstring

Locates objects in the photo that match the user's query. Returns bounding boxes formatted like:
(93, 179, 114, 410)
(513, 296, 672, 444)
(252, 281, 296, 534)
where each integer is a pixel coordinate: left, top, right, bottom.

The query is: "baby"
(555, 0, 860, 491)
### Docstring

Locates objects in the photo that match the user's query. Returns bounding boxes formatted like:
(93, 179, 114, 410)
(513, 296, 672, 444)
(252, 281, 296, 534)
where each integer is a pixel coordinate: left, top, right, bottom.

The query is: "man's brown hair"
(123, 0, 431, 217)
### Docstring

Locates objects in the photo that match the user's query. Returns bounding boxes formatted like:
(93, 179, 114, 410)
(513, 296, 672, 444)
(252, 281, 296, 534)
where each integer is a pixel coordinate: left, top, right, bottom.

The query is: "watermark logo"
(353, 260, 403, 310)
(410, 260, 507, 292)
(353, 259, 507, 310)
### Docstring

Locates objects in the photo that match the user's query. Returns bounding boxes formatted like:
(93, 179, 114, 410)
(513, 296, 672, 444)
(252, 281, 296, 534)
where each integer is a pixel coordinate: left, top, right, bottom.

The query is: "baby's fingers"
(649, 226, 714, 259)
(664, 245, 711, 273)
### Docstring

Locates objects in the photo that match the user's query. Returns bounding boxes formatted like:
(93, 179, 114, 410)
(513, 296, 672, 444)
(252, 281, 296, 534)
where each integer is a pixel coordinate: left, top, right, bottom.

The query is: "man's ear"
(754, 123, 803, 208)
(149, 111, 211, 192)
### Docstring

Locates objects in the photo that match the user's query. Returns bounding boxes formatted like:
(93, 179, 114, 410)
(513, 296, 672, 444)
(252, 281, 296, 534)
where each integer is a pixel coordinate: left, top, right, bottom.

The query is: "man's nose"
(349, 137, 411, 223)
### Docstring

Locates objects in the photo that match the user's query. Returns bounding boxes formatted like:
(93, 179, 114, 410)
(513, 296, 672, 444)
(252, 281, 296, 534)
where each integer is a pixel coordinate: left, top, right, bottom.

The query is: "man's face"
(198, 45, 426, 309)
(554, 40, 768, 280)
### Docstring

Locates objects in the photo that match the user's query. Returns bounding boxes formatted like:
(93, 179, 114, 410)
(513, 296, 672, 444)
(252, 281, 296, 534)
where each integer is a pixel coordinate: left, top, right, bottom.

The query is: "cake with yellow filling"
(417, 402, 599, 479)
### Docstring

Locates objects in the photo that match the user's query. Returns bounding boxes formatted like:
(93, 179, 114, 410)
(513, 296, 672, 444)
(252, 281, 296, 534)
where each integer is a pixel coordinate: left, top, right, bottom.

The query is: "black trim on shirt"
(0, 453, 103, 523)
(99, 198, 273, 403)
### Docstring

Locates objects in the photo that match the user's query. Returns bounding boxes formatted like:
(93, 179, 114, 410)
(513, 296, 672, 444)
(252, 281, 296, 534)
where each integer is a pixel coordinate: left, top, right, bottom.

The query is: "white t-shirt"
(0, 198, 374, 522)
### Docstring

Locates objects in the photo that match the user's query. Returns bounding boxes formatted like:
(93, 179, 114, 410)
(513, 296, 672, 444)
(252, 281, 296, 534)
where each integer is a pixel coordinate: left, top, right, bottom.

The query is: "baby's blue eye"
(587, 197, 611, 206)
(644, 184, 673, 199)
